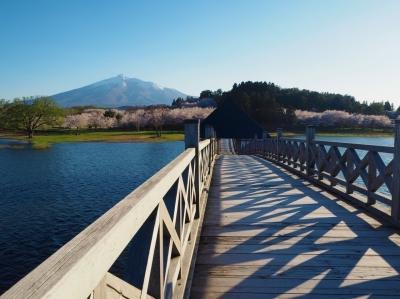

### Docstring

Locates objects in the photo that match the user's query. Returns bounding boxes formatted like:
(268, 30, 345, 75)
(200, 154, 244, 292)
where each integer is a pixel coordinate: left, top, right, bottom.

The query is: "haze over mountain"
(52, 75, 187, 107)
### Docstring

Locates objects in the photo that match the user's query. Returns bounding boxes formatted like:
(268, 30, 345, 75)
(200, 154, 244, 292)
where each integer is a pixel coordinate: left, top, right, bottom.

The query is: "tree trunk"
(28, 130, 33, 139)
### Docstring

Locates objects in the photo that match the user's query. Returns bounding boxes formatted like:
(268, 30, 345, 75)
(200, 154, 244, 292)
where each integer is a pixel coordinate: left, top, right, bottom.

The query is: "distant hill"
(52, 75, 187, 107)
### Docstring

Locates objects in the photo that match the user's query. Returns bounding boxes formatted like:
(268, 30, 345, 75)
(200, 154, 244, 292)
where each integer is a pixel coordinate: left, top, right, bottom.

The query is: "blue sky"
(1, 0, 399, 105)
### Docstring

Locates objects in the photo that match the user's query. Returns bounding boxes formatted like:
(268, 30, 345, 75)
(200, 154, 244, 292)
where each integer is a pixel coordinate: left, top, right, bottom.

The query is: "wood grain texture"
(191, 155, 400, 298)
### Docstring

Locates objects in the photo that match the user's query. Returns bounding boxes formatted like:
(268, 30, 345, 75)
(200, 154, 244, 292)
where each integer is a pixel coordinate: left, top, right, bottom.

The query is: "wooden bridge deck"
(190, 154, 400, 298)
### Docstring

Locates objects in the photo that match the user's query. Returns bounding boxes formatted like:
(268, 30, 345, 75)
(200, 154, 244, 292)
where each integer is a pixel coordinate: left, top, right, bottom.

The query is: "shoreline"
(0, 129, 395, 150)
(0, 130, 184, 149)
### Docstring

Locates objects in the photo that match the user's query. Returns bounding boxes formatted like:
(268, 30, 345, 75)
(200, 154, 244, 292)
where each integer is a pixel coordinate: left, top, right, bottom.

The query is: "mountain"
(52, 75, 187, 107)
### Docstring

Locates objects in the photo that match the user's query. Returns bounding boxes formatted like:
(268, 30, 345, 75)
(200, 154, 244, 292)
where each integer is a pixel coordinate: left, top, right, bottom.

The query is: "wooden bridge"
(2, 120, 400, 298)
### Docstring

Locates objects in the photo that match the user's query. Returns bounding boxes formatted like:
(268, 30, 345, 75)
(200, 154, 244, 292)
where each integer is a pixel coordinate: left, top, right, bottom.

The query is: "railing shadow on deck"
(193, 155, 400, 297)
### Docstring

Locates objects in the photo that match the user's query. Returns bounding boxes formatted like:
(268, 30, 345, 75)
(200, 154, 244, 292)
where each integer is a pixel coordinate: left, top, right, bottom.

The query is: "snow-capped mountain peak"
(52, 75, 187, 107)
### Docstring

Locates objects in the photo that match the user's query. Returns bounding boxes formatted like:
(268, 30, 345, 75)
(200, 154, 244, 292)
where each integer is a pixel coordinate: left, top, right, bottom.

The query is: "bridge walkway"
(218, 138, 236, 155)
(190, 154, 400, 298)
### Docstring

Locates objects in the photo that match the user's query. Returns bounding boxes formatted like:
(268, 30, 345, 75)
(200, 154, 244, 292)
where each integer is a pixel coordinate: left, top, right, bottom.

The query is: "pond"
(0, 140, 183, 294)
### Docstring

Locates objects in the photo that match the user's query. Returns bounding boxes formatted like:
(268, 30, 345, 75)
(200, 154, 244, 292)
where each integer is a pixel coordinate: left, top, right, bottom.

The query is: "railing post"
(205, 125, 214, 173)
(367, 152, 376, 205)
(276, 128, 282, 161)
(392, 120, 400, 222)
(184, 119, 201, 218)
(306, 126, 315, 176)
(253, 134, 256, 154)
(263, 132, 268, 157)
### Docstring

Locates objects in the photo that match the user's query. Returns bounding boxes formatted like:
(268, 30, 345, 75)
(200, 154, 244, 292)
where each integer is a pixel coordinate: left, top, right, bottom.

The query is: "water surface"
(0, 141, 183, 294)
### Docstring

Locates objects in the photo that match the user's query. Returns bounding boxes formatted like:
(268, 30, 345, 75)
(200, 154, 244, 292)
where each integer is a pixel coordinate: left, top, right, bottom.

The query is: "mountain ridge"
(52, 75, 187, 107)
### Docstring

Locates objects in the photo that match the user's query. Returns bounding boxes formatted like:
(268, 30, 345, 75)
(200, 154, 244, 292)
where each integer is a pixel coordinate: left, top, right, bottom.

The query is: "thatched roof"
(201, 100, 266, 138)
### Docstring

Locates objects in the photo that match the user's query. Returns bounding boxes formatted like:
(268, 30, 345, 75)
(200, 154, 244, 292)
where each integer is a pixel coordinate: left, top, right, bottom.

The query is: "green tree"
(200, 90, 213, 99)
(284, 108, 296, 124)
(365, 102, 385, 115)
(0, 99, 7, 129)
(104, 109, 116, 118)
(1, 97, 64, 138)
(115, 113, 123, 125)
(384, 101, 393, 111)
(171, 97, 185, 108)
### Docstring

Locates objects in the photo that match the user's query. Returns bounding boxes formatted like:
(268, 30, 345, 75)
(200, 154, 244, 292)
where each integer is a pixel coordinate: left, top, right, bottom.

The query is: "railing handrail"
(312, 139, 394, 153)
(199, 139, 210, 150)
(2, 130, 218, 299)
(280, 137, 394, 153)
(236, 123, 400, 226)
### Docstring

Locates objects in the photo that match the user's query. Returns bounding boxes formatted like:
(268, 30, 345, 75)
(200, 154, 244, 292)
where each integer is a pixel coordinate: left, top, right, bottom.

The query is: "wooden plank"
(190, 284, 400, 296)
(191, 154, 400, 298)
(191, 292, 400, 299)
(191, 276, 400, 291)
(200, 225, 397, 238)
(196, 243, 400, 256)
(199, 235, 400, 246)
(195, 252, 400, 267)
(193, 264, 400, 280)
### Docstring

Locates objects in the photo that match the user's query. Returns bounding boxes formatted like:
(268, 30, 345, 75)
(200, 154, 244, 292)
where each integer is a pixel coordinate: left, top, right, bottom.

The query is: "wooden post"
(346, 150, 354, 195)
(263, 132, 268, 157)
(306, 126, 315, 176)
(205, 125, 214, 173)
(184, 119, 200, 149)
(253, 134, 257, 154)
(392, 120, 400, 222)
(184, 119, 201, 218)
(367, 152, 376, 205)
(211, 127, 216, 155)
(276, 128, 283, 161)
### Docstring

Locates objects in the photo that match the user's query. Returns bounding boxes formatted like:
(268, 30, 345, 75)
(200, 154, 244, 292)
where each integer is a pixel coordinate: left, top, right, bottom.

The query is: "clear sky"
(1, 0, 399, 105)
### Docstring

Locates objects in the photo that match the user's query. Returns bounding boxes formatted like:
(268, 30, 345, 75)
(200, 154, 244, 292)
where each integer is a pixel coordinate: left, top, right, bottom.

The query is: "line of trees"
(0, 98, 214, 138)
(64, 107, 214, 135)
(197, 82, 398, 128)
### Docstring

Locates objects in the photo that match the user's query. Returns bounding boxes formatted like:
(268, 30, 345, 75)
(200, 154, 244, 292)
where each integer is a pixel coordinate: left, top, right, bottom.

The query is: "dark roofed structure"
(201, 100, 267, 138)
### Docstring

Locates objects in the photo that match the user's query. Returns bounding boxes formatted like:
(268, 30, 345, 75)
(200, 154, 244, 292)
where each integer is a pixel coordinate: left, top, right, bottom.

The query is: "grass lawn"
(1, 128, 395, 150)
(0, 130, 184, 149)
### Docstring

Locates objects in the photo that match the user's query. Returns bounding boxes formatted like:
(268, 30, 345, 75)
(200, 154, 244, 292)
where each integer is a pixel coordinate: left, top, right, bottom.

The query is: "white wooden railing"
(1, 120, 217, 299)
(236, 121, 400, 225)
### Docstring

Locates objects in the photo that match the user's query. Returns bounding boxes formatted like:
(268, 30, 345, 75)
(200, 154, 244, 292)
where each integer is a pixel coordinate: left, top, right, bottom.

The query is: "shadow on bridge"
(191, 155, 400, 298)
